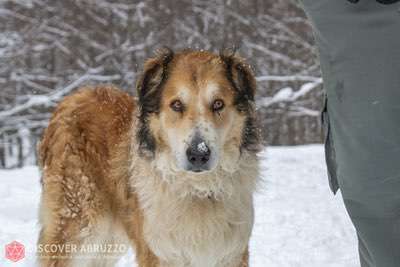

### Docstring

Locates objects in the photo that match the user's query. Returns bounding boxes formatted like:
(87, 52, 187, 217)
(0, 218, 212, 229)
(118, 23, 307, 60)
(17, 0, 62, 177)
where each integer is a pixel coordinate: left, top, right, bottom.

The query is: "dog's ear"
(220, 49, 261, 152)
(136, 47, 174, 113)
(136, 47, 174, 157)
(220, 49, 256, 112)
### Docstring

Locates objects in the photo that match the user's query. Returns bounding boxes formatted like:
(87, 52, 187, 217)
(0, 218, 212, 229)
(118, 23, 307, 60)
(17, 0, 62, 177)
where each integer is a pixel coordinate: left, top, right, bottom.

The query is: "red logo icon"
(5, 241, 25, 262)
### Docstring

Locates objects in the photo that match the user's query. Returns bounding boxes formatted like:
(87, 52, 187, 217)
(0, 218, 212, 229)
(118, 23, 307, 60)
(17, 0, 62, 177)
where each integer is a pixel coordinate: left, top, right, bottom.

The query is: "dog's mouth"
(190, 189, 222, 201)
(187, 167, 211, 174)
(156, 163, 233, 201)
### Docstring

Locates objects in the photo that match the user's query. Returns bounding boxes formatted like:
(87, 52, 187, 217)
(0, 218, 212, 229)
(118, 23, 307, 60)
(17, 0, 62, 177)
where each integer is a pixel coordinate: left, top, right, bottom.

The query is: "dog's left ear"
(220, 49, 256, 112)
(220, 49, 261, 152)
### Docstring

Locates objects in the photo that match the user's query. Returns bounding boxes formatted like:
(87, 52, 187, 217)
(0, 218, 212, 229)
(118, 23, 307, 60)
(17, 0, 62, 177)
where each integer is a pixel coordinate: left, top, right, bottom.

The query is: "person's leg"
(358, 234, 374, 267)
(301, 1, 400, 266)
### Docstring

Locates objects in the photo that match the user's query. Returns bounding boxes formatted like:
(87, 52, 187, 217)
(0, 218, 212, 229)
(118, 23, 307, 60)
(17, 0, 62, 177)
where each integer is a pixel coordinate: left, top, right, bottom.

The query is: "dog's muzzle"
(185, 136, 211, 172)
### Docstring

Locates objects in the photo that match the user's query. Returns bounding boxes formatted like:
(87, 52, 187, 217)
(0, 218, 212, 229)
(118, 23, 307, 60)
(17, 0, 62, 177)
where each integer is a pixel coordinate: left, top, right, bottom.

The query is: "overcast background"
(0, 0, 322, 168)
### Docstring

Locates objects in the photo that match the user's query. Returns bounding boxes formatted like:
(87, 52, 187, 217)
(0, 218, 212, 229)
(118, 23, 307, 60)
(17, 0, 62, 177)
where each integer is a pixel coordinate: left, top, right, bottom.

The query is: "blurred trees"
(0, 0, 322, 168)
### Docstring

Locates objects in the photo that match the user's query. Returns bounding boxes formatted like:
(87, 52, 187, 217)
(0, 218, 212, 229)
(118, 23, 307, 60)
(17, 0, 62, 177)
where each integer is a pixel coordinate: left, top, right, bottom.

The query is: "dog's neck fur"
(129, 134, 259, 267)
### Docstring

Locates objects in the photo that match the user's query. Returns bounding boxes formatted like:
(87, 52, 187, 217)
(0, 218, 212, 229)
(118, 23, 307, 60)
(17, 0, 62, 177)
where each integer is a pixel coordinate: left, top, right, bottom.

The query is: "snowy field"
(0, 145, 359, 267)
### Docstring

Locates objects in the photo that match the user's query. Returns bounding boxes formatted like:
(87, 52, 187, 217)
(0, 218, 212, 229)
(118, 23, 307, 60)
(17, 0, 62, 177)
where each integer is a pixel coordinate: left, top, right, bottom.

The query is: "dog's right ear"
(136, 48, 174, 157)
(136, 47, 174, 114)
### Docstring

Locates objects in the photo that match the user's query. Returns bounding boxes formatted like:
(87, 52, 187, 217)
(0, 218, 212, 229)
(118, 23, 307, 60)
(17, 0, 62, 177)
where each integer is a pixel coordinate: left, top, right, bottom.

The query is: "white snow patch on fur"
(197, 142, 208, 153)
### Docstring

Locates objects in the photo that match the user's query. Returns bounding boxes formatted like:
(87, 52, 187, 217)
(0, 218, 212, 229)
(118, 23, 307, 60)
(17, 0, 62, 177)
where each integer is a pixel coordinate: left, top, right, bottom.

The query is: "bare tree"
(0, 0, 322, 168)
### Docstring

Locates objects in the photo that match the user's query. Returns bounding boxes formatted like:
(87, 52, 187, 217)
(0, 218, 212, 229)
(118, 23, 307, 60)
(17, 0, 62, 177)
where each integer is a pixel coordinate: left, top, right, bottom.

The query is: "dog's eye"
(212, 99, 224, 112)
(170, 100, 184, 112)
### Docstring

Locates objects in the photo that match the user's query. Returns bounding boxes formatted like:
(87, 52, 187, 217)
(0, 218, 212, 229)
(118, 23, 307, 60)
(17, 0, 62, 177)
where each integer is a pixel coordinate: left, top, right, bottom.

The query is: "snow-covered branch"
(0, 73, 120, 120)
(256, 75, 321, 83)
(245, 41, 308, 69)
(256, 78, 323, 110)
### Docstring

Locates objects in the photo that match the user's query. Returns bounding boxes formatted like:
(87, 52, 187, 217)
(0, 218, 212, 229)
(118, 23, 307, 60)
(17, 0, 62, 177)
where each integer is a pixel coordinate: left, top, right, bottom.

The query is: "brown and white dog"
(37, 49, 261, 267)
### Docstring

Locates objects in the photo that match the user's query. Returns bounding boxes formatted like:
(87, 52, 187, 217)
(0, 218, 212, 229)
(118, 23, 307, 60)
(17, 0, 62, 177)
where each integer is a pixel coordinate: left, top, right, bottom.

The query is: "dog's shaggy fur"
(37, 49, 261, 267)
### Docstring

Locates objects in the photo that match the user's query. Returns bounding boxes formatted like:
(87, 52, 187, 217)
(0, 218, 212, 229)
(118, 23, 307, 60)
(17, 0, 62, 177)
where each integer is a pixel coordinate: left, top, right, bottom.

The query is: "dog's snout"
(186, 138, 211, 172)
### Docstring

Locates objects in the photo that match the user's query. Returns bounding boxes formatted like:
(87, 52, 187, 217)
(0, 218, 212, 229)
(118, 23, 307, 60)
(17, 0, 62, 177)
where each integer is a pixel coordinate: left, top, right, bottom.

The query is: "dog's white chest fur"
(132, 161, 257, 267)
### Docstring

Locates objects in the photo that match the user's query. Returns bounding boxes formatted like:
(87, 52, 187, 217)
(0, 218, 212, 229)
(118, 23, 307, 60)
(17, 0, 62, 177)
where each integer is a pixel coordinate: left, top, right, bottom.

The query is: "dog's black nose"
(186, 138, 211, 171)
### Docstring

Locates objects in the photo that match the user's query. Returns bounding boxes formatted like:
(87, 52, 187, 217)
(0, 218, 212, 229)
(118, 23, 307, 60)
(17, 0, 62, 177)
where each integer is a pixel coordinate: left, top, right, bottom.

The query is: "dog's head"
(136, 48, 260, 175)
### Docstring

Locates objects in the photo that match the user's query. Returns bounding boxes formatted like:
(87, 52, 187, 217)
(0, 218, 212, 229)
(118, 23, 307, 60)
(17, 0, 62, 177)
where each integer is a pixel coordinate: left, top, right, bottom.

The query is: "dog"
(37, 48, 261, 267)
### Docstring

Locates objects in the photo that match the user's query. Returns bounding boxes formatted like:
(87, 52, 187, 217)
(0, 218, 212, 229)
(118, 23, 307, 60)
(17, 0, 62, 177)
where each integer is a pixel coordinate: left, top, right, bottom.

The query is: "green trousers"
(301, 1, 400, 266)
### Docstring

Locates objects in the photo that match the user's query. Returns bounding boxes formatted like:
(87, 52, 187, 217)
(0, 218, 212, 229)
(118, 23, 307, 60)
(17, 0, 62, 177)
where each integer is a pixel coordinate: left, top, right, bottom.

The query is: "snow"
(0, 145, 359, 267)
(197, 142, 209, 153)
(272, 87, 294, 102)
(256, 78, 323, 112)
(0, 32, 22, 57)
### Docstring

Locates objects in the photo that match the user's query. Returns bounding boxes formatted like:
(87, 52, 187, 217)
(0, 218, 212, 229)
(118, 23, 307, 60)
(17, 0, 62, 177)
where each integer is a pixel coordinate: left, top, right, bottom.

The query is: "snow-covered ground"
(0, 145, 359, 267)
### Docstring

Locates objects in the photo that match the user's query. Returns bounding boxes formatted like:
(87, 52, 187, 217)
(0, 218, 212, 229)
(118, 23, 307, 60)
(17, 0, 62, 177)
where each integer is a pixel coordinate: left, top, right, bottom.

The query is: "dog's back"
(38, 86, 135, 266)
